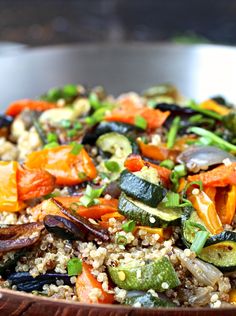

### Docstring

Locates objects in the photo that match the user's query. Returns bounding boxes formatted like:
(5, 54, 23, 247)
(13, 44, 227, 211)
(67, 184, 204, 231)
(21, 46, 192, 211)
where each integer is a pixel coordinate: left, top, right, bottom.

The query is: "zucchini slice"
(96, 132, 132, 159)
(199, 231, 236, 271)
(108, 257, 180, 291)
(118, 193, 182, 227)
(119, 170, 166, 207)
(124, 291, 176, 308)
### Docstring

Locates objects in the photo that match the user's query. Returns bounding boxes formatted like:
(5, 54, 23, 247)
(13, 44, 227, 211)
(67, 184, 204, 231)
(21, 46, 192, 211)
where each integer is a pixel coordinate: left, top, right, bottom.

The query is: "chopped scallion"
(134, 115, 147, 130)
(164, 192, 180, 208)
(67, 129, 77, 138)
(104, 160, 120, 172)
(170, 164, 187, 192)
(67, 258, 82, 276)
(74, 122, 82, 130)
(190, 231, 209, 255)
(122, 220, 136, 233)
(116, 234, 128, 245)
(167, 116, 181, 149)
(160, 159, 175, 170)
(70, 142, 83, 155)
(60, 119, 71, 129)
(187, 101, 222, 121)
(46, 132, 58, 143)
(43, 142, 59, 149)
(63, 84, 78, 98)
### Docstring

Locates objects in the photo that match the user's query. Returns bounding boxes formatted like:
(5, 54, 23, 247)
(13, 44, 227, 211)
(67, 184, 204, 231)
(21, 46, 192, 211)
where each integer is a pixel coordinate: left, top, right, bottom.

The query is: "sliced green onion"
(167, 116, 181, 149)
(67, 129, 77, 138)
(70, 142, 83, 155)
(134, 115, 147, 130)
(184, 181, 203, 194)
(67, 258, 82, 276)
(190, 231, 209, 255)
(104, 160, 120, 172)
(186, 221, 207, 232)
(164, 192, 180, 208)
(46, 88, 62, 102)
(170, 164, 187, 192)
(74, 122, 82, 130)
(122, 220, 136, 233)
(89, 92, 101, 109)
(189, 114, 203, 123)
(85, 185, 104, 199)
(99, 172, 109, 179)
(187, 101, 222, 121)
(79, 195, 94, 207)
(160, 159, 175, 170)
(116, 234, 128, 245)
(43, 142, 59, 149)
(60, 119, 72, 129)
(188, 126, 236, 152)
(46, 132, 58, 143)
(63, 84, 78, 98)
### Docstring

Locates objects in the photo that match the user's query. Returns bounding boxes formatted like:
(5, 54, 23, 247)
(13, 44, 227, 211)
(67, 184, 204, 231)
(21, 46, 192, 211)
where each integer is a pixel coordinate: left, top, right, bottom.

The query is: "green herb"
(189, 114, 203, 123)
(170, 164, 187, 192)
(85, 107, 110, 126)
(80, 185, 104, 207)
(60, 119, 72, 129)
(190, 231, 209, 255)
(89, 92, 101, 109)
(74, 122, 82, 130)
(67, 258, 82, 276)
(67, 129, 77, 138)
(43, 142, 59, 149)
(188, 126, 236, 152)
(122, 220, 136, 233)
(63, 84, 78, 98)
(78, 171, 87, 180)
(104, 160, 120, 172)
(164, 192, 180, 208)
(167, 116, 181, 149)
(70, 142, 83, 155)
(134, 115, 147, 130)
(116, 234, 128, 245)
(46, 132, 58, 143)
(183, 181, 203, 194)
(160, 159, 175, 170)
(44, 88, 62, 102)
(187, 100, 222, 121)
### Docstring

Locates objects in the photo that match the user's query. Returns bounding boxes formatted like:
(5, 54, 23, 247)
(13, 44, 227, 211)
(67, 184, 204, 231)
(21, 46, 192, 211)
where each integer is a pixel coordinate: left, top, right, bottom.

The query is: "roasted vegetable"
(124, 291, 176, 308)
(0, 222, 44, 252)
(44, 215, 86, 240)
(222, 112, 236, 135)
(52, 198, 110, 241)
(8, 272, 72, 292)
(108, 257, 180, 291)
(6, 99, 57, 117)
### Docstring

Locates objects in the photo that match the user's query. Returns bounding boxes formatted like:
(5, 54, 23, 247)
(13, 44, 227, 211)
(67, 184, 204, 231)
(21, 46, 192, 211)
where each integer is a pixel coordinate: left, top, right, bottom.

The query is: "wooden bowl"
(1, 43, 236, 315)
(0, 288, 235, 316)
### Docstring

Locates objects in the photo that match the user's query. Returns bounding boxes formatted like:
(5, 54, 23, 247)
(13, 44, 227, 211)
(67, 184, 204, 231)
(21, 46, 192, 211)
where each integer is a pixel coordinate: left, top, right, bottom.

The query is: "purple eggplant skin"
(44, 215, 86, 240)
(52, 198, 110, 242)
(0, 222, 44, 252)
(0, 115, 13, 128)
(8, 272, 72, 292)
(103, 181, 121, 199)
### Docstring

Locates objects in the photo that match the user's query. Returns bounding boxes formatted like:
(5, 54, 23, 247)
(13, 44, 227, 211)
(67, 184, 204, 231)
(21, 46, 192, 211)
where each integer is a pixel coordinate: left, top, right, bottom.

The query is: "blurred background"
(1, 0, 236, 53)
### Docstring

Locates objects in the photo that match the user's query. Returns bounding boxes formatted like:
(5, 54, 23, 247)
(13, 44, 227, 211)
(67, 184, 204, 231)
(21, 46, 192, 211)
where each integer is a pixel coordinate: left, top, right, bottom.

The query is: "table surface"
(1, 43, 236, 109)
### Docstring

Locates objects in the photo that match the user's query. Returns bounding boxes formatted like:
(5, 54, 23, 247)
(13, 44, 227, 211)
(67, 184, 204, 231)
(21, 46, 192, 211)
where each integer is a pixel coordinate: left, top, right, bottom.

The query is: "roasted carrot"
(105, 95, 169, 130)
(188, 163, 236, 187)
(25, 145, 97, 186)
(188, 190, 223, 235)
(215, 185, 236, 225)
(17, 166, 56, 201)
(204, 187, 216, 202)
(76, 262, 114, 304)
(6, 99, 57, 117)
(30, 196, 118, 222)
(124, 155, 171, 187)
(138, 141, 178, 161)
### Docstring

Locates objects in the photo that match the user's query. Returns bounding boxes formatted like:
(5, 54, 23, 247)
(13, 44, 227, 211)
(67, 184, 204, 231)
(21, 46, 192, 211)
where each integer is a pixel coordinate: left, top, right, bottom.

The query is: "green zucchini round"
(119, 170, 166, 207)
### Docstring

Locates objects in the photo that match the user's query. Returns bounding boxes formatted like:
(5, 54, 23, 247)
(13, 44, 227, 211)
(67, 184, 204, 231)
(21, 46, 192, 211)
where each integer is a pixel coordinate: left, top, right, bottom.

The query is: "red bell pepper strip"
(6, 99, 57, 117)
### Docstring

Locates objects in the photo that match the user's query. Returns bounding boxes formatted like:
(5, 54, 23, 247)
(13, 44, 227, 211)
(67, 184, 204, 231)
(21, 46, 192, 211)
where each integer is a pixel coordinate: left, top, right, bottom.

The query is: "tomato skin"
(17, 166, 56, 201)
(6, 99, 57, 117)
(76, 262, 114, 304)
(25, 145, 97, 186)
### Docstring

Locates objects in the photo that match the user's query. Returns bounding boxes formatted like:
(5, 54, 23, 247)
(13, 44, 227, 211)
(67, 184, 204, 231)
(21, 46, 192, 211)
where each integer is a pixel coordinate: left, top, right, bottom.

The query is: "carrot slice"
(6, 99, 57, 116)
(200, 99, 230, 116)
(30, 196, 118, 222)
(76, 262, 114, 304)
(188, 163, 236, 187)
(188, 190, 223, 235)
(25, 146, 97, 186)
(138, 141, 178, 161)
(17, 166, 56, 201)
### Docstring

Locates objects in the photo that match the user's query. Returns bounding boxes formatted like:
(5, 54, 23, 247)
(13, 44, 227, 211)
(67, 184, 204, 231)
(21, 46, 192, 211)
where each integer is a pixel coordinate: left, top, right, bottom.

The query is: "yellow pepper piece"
(200, 99, 231, 116)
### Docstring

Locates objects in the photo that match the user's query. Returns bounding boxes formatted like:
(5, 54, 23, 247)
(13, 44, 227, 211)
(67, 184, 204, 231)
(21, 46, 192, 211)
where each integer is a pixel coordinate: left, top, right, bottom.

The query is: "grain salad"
(0, 84, 236, 309)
